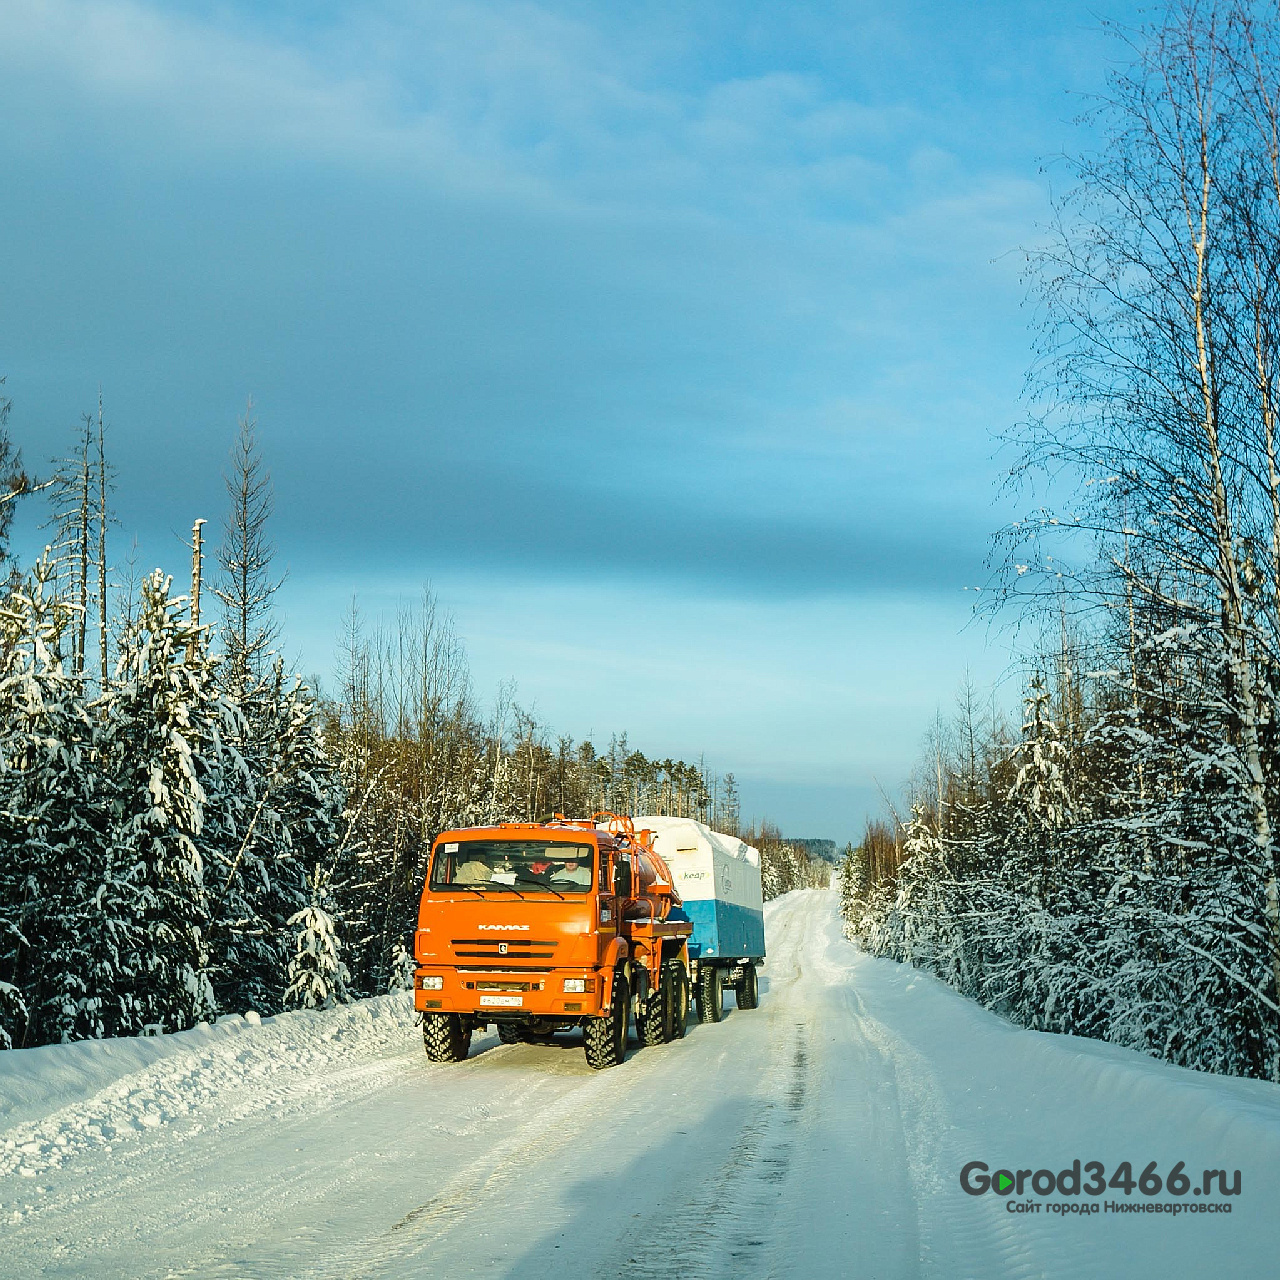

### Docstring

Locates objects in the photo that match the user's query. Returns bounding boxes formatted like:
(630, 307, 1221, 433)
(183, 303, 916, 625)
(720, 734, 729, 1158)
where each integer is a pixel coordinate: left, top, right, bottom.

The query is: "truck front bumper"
(413, 967, 604, 1018)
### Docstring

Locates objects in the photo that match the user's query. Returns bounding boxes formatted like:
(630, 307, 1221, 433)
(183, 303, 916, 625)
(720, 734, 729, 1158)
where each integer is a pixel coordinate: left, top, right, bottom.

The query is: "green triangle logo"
(997, 1173, 1013, 1192)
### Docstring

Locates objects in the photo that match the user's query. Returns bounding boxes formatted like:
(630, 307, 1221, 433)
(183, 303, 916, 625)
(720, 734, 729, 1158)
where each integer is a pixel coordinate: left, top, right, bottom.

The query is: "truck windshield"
(430, 841, 595, 894)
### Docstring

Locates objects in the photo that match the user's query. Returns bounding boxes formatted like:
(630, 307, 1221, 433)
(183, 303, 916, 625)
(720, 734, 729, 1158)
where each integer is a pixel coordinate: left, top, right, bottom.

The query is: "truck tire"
(423, 1012, 472, 1062)
(737, 962, 760, 1010)
(497, 1023, 521, 1045)
(671, 962, 690, 1039)
(639, 973, 668, 1047)
(584, 969, 629, 1069)
(696, 964, 722, 1024)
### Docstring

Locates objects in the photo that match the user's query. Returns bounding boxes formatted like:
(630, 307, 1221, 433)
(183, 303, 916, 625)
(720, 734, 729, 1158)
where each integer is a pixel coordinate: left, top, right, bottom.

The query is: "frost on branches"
(0, 558, 99, 1047)
(845, 647, 1280, 1082)
(0, 556, 350, 1050)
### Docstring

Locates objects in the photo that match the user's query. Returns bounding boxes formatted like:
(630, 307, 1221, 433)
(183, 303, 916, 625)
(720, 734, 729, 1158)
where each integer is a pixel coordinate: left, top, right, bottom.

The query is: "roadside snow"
(0, 995, 416, 1185)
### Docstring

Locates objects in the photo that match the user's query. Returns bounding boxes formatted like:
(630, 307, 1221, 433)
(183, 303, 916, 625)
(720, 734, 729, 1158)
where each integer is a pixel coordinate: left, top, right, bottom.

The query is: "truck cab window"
(429, 840, 595, 894)
(613, 857, 633, 898)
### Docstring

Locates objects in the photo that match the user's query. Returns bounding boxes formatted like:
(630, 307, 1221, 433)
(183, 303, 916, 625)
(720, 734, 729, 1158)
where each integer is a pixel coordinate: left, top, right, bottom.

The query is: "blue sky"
(2, 0, 1143, 844)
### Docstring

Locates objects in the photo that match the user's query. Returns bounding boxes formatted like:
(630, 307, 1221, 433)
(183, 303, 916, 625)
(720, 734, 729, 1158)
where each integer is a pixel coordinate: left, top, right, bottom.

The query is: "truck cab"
(413, 815, 693, 1069)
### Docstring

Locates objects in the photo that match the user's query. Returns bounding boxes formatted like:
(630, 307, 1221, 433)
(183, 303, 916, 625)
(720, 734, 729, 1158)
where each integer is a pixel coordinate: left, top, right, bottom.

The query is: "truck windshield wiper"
(513, 878, 565, 900)
(486, 883, 528, 899)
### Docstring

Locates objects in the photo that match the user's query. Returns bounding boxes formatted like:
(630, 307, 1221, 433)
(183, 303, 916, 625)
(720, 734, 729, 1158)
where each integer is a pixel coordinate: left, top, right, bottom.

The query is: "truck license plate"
(479, 994, 523, 1007)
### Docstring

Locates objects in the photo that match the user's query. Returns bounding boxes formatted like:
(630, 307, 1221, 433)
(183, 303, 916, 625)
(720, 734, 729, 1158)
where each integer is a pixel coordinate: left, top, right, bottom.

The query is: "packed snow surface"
(2, 890, 1279, 1278)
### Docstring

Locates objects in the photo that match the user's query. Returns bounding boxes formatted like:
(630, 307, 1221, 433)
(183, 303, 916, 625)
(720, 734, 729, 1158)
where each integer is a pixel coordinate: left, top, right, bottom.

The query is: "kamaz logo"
(498, 943, 508, 955)
(478, 924, 530, 931)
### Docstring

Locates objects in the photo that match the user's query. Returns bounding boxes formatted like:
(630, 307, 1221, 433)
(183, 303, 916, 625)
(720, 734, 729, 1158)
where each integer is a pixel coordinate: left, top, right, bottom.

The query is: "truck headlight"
(420, 975, 444, 990)
(563, 978, 586, 993)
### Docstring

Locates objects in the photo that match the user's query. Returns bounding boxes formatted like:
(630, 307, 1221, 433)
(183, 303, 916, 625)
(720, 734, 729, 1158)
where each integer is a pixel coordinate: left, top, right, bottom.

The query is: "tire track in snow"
(602, 897, 826, 1280)
(606, 1023, 811, 1280)
(295, 1029, 685, 1279)
(817, 906, 1057, 1280)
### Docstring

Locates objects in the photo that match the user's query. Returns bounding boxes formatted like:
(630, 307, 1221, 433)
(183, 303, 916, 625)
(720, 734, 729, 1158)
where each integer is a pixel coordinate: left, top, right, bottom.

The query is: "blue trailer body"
(682, 898, 766, 960)
(639, 816, 766, 963)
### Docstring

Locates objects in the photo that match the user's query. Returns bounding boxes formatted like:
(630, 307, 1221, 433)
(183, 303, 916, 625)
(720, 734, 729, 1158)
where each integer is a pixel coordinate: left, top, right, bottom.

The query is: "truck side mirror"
(614, 859, 633, 898)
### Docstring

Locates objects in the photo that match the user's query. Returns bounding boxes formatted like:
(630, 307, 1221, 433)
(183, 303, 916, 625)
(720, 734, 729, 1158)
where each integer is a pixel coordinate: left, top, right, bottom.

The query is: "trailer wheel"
(696, 964, 722, 1024)
(663, 959, 689, 1040)
(497, 1023, 521, 1045)
(737, 962, 760, 1010)
(584, 969, 629, 1069)
(423, 1012, 472, 1062)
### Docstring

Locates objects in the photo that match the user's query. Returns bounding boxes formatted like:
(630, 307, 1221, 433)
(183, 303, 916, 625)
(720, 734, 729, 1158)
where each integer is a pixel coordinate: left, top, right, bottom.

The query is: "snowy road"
(4, 889, 1280, 1278)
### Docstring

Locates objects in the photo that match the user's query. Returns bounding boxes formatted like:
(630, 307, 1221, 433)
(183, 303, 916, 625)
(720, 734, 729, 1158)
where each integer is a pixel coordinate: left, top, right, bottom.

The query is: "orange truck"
(412, 814, 695, 1068)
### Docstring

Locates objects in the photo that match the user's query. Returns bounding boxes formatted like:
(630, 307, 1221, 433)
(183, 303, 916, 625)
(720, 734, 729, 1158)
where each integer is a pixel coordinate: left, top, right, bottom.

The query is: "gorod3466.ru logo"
(961, 1160, 1241, 1198)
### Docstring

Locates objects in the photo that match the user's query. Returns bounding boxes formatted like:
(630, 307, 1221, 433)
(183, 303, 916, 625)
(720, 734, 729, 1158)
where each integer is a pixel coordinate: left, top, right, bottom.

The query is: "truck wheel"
(423, 1013, 472, 1062)
(670, 962, 690, 1039)
(584, 969, 629, 1069)
(640, 967, 670, 1047)
(737, 962, 760, 1010)
(640, 977, 670, 1049)
(696, 964, 722, 1024)
(497, 1023, 521, 1045)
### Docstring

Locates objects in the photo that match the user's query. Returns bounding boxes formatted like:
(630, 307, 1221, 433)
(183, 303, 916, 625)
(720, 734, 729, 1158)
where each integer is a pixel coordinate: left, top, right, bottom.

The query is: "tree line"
(0, 398, 782, 1050)
(841, 1, 1280, 1082)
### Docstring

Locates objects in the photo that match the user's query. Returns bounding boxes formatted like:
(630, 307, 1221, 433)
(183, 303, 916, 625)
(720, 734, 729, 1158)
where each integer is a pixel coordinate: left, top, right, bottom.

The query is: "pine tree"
(386, 942, 415, 993)
(837, 842, 860, 927)
(2, 559, 108, 1043)
(206, 661, 344, 1014)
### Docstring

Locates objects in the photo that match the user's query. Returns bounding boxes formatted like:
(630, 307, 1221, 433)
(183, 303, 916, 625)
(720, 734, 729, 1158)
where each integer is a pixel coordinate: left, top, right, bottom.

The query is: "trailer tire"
(497, 1023, 521, 1045)
(737, 962, 759, 1010)
(696, 964, 722, 1024)
(423, 1013, 472, 1062)
(584, 969, 629, 1069)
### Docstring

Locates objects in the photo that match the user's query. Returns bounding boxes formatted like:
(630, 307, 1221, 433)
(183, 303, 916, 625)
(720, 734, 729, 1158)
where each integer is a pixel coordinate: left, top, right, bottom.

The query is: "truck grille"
(451, 938, 557, 959)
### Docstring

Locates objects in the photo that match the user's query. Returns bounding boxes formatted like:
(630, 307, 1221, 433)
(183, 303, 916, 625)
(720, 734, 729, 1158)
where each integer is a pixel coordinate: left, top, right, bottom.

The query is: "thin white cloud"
(2, 0, 965, 227)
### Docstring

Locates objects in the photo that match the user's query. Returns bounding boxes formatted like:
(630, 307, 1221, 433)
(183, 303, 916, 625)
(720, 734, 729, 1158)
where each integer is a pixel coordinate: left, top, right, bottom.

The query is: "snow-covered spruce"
(284, 870, 351, 1012)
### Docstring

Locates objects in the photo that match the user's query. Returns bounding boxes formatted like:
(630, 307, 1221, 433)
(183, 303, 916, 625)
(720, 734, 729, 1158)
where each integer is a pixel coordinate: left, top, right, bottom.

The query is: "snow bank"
(808, 898, 1280, 1276)
(0, 994, 417, 1185)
